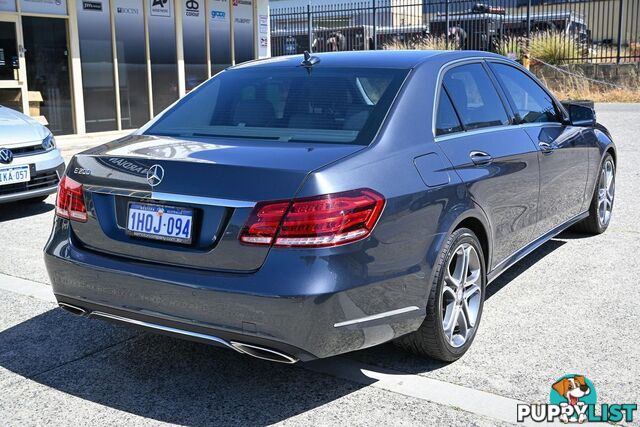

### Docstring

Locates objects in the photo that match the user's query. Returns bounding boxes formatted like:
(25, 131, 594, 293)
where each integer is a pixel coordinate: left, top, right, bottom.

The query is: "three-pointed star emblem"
(146, 164, 164, 187)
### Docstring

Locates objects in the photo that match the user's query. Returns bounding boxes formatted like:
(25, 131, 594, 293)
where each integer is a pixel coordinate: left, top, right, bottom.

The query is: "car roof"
(230, 50, 508, 70)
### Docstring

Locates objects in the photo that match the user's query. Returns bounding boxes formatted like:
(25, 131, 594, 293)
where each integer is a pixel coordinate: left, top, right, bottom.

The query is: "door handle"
(538, 141, 554, 153)
(470, 151, 493, 165)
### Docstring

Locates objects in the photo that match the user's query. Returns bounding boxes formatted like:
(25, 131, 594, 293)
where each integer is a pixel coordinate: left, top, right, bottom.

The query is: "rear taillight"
(55, 176, 88, 222)
(240, 189, 385, 248)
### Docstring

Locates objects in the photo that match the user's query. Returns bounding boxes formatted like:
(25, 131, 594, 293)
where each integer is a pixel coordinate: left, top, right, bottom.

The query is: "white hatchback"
(0, 105, 65, 204)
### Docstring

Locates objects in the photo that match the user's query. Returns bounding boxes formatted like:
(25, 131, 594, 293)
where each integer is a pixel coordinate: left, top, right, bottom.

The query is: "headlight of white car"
(42, 133, 56, 151)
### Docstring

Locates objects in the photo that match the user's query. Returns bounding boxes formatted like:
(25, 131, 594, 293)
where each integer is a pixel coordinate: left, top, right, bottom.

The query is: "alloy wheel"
(441, 243, 482, 348)
(597, 159, 615, 226)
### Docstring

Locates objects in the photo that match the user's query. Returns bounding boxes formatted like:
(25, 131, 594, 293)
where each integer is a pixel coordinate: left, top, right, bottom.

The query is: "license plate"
(127, 202, 194, 244)
(0, 165, 30, 187)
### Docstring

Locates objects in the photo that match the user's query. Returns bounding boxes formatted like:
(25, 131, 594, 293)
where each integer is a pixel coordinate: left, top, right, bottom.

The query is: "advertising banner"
(182, 0, 207, 89)
(209, 0, 230, 73)
(233, 0, 254, 64)
(113, 0, 150, 128)
(75, 0, 117, 131)
(20, 0, 67, 15)
(148, 0, 178, 113)
(0, 0, 16, 12)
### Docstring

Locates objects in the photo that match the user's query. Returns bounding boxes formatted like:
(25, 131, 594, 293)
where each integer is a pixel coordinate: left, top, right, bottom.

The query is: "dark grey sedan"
(45, 51, 616, 363)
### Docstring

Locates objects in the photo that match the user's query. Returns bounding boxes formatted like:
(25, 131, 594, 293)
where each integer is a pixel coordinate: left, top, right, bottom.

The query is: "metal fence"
(270, 0, 640, 63)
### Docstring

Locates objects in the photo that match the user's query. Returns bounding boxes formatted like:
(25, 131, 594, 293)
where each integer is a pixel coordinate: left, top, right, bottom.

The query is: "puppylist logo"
(517, 374, 637, 423)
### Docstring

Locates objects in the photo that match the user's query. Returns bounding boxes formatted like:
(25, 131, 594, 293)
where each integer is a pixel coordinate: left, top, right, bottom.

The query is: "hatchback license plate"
(127, 203, 194, 244)
(0, 165, 30, 187)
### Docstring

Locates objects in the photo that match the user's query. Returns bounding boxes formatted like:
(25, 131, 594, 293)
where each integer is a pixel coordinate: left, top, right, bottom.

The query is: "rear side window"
(435, 90, 463, 136)
(489, 63, 561, 124)
(443, 63, 509, 131)
(146, 67, 409, 145)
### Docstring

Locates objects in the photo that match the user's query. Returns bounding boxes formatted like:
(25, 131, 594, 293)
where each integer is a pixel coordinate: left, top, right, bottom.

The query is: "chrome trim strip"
(230, 341, 299, 364)
(84, 186, 256, 208)
(431, 55, 567, 139)
(431, 56, 490, 139)
(333, 306, 421, 328)
(84, 185, 152, 199)
(151, 192, 256, 208)
(517, 122, 563, 129)
(90, 311, 243, 353)
(434, 124, 515, 142)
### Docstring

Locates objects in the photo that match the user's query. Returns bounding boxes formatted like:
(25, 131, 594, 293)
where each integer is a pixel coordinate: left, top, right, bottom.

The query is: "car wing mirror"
(562, 101, 596, 127)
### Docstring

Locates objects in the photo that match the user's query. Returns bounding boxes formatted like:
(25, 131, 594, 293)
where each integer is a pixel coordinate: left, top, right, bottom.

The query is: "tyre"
(396, 228, 486, 362)
(574, 153, 615, 235)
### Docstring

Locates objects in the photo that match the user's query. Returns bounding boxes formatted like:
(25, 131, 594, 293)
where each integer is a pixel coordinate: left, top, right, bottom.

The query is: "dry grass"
(494, 34, 524, 58)
(383, 35, 458, 51)
(539, 73, 640, 103)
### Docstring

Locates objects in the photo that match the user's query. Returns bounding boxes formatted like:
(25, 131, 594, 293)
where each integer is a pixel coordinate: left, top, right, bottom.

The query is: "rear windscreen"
(145, 66, 409, 145)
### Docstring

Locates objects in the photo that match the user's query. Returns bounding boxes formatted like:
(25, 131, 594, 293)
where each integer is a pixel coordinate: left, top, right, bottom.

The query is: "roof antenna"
(300, 51, 320, 74)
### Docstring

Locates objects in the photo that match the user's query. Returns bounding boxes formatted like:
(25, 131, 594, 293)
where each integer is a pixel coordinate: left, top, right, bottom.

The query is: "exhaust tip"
(58, 302, 87, 316)
(230, 341, 298, 364)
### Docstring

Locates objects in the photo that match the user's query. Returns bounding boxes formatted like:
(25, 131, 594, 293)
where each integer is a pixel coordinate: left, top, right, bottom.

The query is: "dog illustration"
(552, 375, 591, 423)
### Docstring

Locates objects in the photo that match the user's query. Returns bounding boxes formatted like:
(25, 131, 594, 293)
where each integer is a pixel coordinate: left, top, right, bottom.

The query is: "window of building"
(443, 63, 509, 131)
(489, 62, 561, 124)
(22, 16, 74, 135)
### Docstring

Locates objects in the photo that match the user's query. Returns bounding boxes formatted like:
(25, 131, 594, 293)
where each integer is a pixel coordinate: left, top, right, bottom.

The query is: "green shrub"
(527, 30, 585, 65)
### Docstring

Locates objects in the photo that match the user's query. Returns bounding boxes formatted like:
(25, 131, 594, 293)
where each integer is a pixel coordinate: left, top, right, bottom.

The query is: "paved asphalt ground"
(0, 104, 638, 426)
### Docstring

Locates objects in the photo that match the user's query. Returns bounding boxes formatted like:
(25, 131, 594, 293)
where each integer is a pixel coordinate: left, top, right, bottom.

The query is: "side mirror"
(562, 102, 596, 127)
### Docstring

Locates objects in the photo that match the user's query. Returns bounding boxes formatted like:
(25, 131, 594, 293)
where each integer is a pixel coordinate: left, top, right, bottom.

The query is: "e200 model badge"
(146, 164, 164, 187)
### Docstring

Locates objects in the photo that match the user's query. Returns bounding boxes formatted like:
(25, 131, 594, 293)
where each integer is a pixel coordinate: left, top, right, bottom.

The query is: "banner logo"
(185, 0, 199, 17)
(82, 1, 102, 11)
(150, 0, 171, 17)
(517, 374, 637, 424)
(211, 10, 226, 20)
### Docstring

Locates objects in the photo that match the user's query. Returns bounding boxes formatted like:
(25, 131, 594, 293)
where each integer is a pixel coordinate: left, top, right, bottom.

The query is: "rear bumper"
(44, 220, 429, 361)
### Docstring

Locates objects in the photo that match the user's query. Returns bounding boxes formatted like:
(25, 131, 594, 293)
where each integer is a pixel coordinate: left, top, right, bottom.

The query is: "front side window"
(443, 63, 510, 131)
(489, 62, 561, 124)
(146, 67, 409, 145)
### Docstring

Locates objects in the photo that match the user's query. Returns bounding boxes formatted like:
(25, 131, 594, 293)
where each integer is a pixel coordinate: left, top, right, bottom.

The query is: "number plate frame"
(126, 202, 194, 245)
(0, 165, 31, 187)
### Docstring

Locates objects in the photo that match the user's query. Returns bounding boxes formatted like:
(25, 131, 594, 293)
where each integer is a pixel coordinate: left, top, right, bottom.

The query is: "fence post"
(445, 0, 450, 50)
(372, 0, 377, 50)
(526, 0, 531, 39)
(307, 4, 313, 53)
(616, 0, 624, 63)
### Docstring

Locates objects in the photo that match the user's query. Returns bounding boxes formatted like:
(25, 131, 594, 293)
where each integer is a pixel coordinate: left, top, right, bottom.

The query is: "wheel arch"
(605, 145, 616, 166)
(452, 215, 491, 270)
(439, 204, 492, 271)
